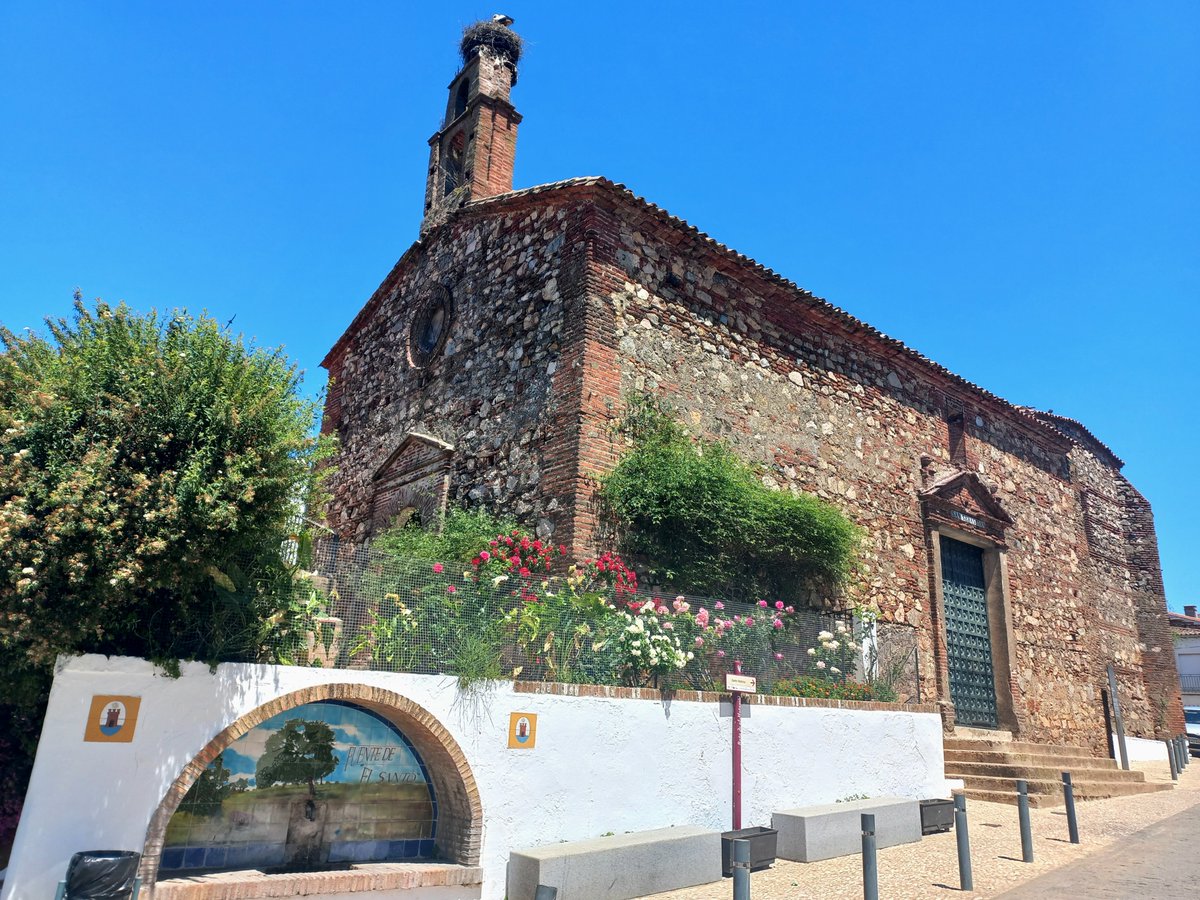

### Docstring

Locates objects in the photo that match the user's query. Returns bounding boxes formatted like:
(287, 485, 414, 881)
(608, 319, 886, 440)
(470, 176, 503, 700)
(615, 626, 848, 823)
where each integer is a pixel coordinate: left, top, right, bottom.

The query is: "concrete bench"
(772, 797, 921, 862)
(506, 825, 722, 900)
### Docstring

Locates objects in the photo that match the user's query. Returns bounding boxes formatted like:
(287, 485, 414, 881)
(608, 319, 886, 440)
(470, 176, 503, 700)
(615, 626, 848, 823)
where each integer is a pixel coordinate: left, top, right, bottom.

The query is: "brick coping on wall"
(154, 862, 484, 900)
(512, 679, 939, 713)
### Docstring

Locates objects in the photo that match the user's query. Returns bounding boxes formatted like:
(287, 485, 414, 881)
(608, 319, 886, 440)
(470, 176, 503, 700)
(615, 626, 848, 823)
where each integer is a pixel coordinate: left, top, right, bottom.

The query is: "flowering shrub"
(803, 619, 860, 680)
(611, 604, 694, 683)
(353, 516, 884, 696)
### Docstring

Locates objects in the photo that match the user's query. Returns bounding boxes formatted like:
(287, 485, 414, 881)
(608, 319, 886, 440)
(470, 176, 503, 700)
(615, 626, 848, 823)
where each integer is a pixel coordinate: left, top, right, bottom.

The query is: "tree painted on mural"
(255, 719, 339, 798)
(179, 753, 236, 817)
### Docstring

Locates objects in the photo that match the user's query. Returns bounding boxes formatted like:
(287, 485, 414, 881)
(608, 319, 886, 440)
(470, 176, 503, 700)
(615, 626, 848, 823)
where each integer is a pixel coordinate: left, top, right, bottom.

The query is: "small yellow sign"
(84, 695, 141, 743)
(725, 673, 758, 694)
(508, 712, 537, 749)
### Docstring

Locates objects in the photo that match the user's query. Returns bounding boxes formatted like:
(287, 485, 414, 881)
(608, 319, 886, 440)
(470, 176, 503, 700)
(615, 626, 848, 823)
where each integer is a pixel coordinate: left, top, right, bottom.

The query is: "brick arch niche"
(139, 683, 483, 892)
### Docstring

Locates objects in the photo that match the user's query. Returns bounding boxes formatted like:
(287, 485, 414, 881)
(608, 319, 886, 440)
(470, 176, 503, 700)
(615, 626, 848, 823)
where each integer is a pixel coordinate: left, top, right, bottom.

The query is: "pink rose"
(785, 606, 795, 614)
(695, 637, 704, 647)
(657, 606, 668, 615)
(695, 608, 710, 628)
(432, 563, 444, 574)
(774, 652, 784, 660)
(480, 550, 491, 561)
(773, 619, 783, 630)
(717, 650, 726, 658)
(446, 585, 456, 594)
(715, 601, 725, 610)
(775, 601, 784, 610)
(757, 599, 768, 608)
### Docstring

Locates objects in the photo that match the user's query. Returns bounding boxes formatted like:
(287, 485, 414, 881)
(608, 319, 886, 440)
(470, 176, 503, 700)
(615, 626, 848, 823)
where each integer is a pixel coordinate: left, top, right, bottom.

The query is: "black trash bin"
(58, 851, 141, 900)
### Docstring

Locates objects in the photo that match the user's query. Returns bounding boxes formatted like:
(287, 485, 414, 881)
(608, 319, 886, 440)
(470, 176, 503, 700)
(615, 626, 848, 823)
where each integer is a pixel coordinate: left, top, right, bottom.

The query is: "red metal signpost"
(732, 660, 743, 829)
(726, 660, 757, 830)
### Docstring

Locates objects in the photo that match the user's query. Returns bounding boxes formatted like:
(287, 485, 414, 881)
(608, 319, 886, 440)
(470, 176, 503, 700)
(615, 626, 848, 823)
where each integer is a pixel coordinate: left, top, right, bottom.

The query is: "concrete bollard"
(954, 794, 973, 891)
(1168, 738, 1179, 781)
(1017, 780, 1034, 863)
(861, 813, 879, 900)
(732, 838, 750, 900)
(1062, 772, 1080, 844)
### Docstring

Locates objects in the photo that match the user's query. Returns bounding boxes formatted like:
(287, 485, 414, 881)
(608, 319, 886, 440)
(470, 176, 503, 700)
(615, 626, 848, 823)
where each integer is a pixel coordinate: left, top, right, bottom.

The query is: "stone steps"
(944, 738, 1102, 759)
(944, 735, 1169, 807)
(956, 776, 1170, 808)
(947, 761, 1151, 784)
(944, 749, 1120, 769)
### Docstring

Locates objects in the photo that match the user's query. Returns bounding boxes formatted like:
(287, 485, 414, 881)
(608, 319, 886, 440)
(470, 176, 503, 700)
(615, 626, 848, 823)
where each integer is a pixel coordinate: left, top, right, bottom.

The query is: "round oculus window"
(409, 286, 453, 367)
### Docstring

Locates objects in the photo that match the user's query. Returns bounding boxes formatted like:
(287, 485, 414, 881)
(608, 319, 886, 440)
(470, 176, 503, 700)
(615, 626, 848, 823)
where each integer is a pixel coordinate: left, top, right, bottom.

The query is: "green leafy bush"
(772, 675, 896, 703)
(0, 297, 330, 853)
(372, 507, 516, 566)
(598, 394, 861, 603)
(0, 297, 329, 670)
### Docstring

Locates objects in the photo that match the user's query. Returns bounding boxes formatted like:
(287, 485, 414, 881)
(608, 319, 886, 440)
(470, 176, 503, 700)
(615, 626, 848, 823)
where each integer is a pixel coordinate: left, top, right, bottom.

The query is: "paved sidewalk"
(996, 801, 1200, 899)
(642, 760, 1200, 899)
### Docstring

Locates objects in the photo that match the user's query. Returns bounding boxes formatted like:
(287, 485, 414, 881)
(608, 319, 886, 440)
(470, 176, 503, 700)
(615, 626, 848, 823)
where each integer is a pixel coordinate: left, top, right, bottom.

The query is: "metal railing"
(246, 540, 918, 699)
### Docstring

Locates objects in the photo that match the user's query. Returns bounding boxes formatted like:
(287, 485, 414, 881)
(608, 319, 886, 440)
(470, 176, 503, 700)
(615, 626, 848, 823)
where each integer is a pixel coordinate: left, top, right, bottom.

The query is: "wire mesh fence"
(254, 538, 918, 701)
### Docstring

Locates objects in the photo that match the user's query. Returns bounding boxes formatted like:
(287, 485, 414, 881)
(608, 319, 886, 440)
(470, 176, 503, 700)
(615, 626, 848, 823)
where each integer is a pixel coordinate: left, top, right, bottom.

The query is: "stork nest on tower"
(460, 21, 523, 68)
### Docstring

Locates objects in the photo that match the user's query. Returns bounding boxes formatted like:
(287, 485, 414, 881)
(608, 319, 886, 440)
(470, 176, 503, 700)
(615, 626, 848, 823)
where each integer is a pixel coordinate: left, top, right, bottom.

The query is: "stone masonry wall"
(569, 189, 1171, 749)
(323, 197, 590, 546)
(323, 183, 1179, 750)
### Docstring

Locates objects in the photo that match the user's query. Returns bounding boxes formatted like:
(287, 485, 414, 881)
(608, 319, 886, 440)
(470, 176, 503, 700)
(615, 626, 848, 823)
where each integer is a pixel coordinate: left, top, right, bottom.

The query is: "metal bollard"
(862, 813, 879, 900)
(954, 794, 974, 891)
(1017, 780, 1034, 863)
(1168, 738, 1179, 781)
(732, 838, 750, 900)
(534, 887, 558, 900)
(1062, 772, 1080, 844)
(1181, 736, 1190, 769)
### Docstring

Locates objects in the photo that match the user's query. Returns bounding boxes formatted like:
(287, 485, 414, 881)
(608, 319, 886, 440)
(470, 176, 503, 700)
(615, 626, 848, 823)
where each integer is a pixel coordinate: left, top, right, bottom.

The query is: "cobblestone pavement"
(996, 801, 1200, 899)
(641, 761, 1200, 899)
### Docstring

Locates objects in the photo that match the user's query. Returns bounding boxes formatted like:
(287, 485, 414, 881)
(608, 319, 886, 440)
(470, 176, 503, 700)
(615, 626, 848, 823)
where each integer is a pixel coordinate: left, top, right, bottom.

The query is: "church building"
(320, 20, 1182, 752)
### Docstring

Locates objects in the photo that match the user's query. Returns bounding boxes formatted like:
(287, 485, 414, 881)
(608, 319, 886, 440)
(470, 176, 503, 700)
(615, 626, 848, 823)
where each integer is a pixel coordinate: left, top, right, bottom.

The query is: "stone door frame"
(928, 522, 1021, 734)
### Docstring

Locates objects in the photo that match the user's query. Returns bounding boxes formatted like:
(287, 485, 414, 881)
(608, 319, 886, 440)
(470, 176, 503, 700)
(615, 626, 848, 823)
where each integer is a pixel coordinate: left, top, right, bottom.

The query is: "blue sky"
(1, 2, 1196, 606)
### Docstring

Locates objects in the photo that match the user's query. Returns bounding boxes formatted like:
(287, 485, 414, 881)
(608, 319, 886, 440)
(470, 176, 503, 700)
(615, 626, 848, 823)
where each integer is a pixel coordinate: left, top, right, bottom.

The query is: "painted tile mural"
(162, 701, 436, 872)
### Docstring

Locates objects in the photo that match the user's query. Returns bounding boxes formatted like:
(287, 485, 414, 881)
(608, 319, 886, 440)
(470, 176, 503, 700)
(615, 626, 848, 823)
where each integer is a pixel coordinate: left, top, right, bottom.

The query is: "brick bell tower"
(421, 17, 523, 235)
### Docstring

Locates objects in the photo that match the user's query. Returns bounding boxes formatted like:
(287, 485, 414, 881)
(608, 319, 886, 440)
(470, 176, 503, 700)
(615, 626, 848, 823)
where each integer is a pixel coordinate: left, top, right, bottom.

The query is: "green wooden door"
(940, 536, 998, 728)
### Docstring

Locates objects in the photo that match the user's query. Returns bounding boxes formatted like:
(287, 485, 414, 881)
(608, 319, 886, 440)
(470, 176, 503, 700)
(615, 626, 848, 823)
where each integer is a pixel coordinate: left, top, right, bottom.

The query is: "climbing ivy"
(598, 394, 860, 603)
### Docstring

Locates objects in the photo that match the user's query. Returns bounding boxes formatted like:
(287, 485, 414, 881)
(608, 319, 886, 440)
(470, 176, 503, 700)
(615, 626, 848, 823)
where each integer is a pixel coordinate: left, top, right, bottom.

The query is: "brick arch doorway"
(138, 683, 483, 893)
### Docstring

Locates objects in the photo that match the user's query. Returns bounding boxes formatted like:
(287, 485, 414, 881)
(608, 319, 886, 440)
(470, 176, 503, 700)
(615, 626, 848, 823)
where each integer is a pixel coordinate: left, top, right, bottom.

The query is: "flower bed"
(267, 525, 905, 697)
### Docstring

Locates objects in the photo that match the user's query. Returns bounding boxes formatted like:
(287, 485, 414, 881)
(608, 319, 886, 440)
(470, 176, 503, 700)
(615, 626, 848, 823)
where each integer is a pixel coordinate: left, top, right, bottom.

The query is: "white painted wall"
(1112, 734, 1170, 762)
(1175, 633, 1200, 706)
(4, 655, 945, 900)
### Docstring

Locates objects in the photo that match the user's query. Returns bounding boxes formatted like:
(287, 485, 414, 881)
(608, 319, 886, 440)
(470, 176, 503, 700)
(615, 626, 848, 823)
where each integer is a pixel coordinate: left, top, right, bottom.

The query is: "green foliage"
(179, 753, 235, 817)
(598, 394, 861, 602)
(0, 297, 330, 672)
(372, 507, 516, 567)
(255, 719, 339, 797)
(772, 675, 895, 702)
(0, 297, 331, 843)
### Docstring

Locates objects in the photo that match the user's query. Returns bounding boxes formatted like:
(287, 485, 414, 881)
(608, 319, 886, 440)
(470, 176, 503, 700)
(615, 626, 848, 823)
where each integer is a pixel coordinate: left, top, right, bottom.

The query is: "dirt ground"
(642, 759, 1198, 900)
